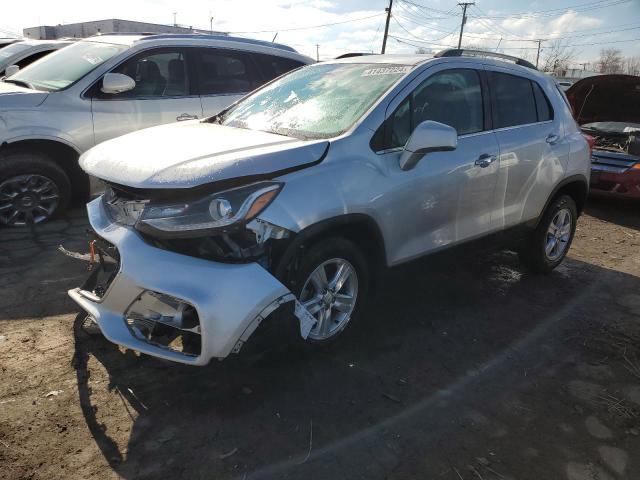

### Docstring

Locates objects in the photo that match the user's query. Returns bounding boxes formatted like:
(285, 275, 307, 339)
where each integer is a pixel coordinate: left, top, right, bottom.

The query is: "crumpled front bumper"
(68, 197, 292, 366)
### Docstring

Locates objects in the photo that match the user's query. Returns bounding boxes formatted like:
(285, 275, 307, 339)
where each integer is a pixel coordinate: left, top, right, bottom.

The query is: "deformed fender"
(68, 198, 296, 365)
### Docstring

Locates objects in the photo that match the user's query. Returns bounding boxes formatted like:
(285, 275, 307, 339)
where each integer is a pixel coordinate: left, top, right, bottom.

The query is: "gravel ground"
(1, 196, 639, 480)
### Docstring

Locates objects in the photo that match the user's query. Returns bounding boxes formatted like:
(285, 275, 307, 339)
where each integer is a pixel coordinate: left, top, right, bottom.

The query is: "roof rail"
(91, 32, 157, 36)
(335, 52, 372, 59)
(434, 49, 537, 70)
(136, 34, 298, 53)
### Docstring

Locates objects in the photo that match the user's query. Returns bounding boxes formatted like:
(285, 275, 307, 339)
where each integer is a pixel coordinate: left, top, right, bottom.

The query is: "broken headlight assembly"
(135, 182, 282, 238)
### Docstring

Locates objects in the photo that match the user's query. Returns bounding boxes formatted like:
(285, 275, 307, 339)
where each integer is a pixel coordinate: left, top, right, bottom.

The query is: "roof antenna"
(272, 32, 278, 42)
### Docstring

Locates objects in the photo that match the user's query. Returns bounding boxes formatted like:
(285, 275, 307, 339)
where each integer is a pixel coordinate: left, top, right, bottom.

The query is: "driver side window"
(387, 69, 484, 149)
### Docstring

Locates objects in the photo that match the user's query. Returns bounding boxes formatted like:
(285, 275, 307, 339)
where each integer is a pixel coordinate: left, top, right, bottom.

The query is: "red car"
(566, 74, 640, 199)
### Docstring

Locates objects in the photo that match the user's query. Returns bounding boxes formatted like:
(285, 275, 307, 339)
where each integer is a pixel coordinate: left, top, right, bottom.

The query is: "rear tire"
(0, 150, 71, 226)
(518, 195, 577, 273)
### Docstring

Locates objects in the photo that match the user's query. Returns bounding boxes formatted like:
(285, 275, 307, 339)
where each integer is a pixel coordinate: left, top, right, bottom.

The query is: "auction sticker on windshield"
(362, 66, 412, 76)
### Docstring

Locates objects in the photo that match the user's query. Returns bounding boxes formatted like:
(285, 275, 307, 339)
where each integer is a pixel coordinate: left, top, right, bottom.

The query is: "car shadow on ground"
(71, 246, 640, 480)
(0, 209, 90, 320)
(585, 195, 640, 231)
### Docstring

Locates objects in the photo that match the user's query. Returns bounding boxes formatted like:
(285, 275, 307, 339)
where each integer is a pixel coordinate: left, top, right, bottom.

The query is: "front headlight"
(137, 182, 282, 237)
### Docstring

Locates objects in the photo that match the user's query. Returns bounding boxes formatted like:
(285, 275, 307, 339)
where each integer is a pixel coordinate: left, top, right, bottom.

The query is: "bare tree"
(540, 40, 577, 75)
(597, 48, 624, 74)
(623, 56, 640, 76)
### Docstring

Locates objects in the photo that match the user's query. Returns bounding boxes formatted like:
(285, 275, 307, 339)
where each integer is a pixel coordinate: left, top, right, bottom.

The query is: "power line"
(395, 2, 452, 24)
(227, 13, 384, 34)
(399, 0, 462, 17)
(393, 11, 461, 35)
(471, 0, 631, 19)
(389, 34, 456, 49)
(391, 15, 460, 43)
(469, 5, 529, 39)
(490, 35, 640, 50)
(368, 16, 386, 53)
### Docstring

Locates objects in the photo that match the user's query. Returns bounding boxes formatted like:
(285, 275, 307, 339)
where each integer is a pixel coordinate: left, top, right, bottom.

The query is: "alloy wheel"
(545, 207, 572, 261)
(299, 258, 359, 341)
(0, 174, 60, 226)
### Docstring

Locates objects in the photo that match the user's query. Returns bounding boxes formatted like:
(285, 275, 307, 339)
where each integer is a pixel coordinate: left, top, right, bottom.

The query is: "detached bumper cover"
(69, 197, 291, 365)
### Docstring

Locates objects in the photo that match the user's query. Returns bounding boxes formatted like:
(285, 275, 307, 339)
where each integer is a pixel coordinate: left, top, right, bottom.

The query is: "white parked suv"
(69, 49, 591, 366)
(0, 34, 313, 225)
(0, 39, 73, 77)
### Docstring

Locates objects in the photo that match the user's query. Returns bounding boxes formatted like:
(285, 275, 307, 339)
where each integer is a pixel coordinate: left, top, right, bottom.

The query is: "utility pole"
(173, 12, 177, 27)
(534, 39, 545, 68)
(210, 14, 214, 34)
(579, 62, 589, 70)
(316, 44, 320, 61)
(381, 0, 393, 54)
(457, 2, 474, 49)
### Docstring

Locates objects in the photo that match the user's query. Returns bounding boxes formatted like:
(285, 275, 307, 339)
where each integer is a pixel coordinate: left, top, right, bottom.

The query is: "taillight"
(632, 163, 640, 170)
(582, 133, 595, 156)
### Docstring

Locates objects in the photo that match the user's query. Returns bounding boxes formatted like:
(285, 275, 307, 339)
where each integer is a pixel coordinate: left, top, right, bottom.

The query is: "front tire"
(289, 237, 369, 345)
(519, 195, 577, 273)
(0, 150, 71, 226)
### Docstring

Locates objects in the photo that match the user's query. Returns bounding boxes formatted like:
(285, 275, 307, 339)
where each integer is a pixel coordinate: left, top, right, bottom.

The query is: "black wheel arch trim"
(272, 213, 387, 281)
(530, 174, 589, 229)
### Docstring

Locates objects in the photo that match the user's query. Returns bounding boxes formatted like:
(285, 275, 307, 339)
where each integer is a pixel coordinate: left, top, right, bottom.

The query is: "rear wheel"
(0, 150, 71, 226)
(519, 195, 577, 273)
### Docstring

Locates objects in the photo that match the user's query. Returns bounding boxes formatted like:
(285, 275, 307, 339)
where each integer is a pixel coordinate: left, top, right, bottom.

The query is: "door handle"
(475, 153, 496, 168)
(546, 133, 559, 144)
(176, 113, 198, 121)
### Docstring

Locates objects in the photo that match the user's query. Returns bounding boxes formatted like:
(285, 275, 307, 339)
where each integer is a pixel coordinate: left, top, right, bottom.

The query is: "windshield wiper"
(3, 78, 36, 90)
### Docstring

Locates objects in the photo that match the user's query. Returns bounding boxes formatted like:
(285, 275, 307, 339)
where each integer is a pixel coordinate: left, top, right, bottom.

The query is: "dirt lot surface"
(1, 197, 639, 480)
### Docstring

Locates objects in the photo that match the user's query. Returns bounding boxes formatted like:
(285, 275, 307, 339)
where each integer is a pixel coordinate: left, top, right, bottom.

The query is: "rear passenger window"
(532, 82, 553, 121)
(254, 54, 304, 82)
(490, 72, 537, 128)
(198, 49, 262, 95)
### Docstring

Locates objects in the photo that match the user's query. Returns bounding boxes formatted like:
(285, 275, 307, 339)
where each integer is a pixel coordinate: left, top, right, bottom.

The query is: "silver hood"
(80, 121, 329, 189)
(0, 81, 49, 109)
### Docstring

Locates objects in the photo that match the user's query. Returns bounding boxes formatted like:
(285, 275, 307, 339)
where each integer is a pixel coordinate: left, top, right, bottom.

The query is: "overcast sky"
(2, 0, 639, 66)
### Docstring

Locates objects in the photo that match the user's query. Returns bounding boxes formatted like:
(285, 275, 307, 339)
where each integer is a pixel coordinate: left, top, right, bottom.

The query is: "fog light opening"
(125, 291, 201, 356)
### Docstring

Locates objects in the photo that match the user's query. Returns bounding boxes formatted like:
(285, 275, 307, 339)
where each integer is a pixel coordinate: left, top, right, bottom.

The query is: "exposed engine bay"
(581, 121, 640, 155)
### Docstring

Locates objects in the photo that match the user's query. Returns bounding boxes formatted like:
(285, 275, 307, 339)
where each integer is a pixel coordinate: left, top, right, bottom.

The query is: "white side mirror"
(101, 73, 135, 95)
(5, 65, 19, 77)
(399, 120, 458, 171)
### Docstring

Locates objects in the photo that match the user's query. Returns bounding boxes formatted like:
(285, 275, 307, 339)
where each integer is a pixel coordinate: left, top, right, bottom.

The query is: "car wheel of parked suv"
(0, 150, 71, 227)
(519, 195, 577, 273)
(290, 237, 369, 345)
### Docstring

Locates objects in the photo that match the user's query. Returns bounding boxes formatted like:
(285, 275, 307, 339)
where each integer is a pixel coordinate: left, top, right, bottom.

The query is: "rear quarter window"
(532, 82, 553, 121)
(254, 54, 305, 82)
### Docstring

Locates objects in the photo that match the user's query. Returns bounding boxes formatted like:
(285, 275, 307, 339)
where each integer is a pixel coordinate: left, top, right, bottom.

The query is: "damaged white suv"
(69, 50, 591, 365)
